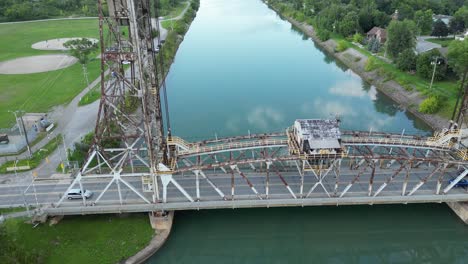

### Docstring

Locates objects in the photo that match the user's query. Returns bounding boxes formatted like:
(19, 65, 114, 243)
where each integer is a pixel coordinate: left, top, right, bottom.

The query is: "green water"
(150, 205, 468, 263)
(149, 0, 467, 263)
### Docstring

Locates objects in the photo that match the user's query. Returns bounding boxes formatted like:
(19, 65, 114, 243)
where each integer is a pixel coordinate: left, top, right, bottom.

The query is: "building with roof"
(366, 27, 387, 44)
(292, 119, 342, 155)
(433, 14, 453, 26)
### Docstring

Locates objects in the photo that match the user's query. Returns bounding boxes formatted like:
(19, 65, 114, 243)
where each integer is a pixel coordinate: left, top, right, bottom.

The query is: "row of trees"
(0, 0, 187, 22)
(0, 0, 103, 22)
(272, 0, 468, 39)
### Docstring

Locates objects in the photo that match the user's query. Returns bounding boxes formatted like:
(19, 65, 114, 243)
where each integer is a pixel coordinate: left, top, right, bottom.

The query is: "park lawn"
(0, 19, 99, 61)
(0, 19, 102, 127)
(0, 59, 101, 127)
(78, 81, 101, 106)
(426, 37, 455, 47)
(4, 214, 154, 263)
(0, 207, 27, 214)
(161, 20, 174, 29)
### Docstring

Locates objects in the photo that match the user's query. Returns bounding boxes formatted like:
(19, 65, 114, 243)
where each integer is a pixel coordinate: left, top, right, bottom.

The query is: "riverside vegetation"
(268, 0, 468, 122)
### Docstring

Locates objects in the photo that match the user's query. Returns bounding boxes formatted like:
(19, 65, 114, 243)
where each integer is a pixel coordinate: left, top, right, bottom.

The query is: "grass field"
(0, 207, 27, 214)
(3, 214, 154, 263)
(426, 37, 455, 47)
(0, 19, 100, 127)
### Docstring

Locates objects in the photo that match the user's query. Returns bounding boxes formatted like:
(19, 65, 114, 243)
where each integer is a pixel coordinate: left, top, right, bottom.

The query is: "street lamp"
(429, 57, 441, 90)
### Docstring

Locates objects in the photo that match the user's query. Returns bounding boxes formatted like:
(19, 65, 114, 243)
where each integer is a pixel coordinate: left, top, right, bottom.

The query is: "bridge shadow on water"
(149, 204, 468, 264)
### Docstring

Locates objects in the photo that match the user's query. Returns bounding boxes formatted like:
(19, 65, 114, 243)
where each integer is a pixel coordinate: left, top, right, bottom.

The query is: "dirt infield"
(0, 54, 78, 74)
(31, 37, 98, 51)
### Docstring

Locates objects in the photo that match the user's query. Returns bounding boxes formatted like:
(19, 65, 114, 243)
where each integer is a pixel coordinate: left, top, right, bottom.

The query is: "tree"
(386, 19, 417, 59)
(396, 49, 417, 71)
(431, 19, 449, 38)
(63, 38, 98, 87)
(454, 6, 468, 27)
(449, 16, 465, 35)
(447, 39, 468, 120)
(338, 11, 360, 36)
(416, 49, 446, 80)
(414, 9, 433, 35)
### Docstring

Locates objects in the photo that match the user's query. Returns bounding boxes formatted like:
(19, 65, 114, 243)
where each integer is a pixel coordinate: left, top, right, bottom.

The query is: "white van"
(67, 189, 93, 200)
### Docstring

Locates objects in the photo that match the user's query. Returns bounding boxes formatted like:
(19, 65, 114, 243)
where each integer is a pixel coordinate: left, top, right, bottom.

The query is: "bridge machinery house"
(289, 119, 344, 169)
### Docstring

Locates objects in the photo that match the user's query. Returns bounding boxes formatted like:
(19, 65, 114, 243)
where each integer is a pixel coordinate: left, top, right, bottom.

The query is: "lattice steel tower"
(56, 0, 171, 206)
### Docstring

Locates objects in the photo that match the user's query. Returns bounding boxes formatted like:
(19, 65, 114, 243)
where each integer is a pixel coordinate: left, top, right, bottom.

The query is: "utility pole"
(9, 110, 32, 158)
(429, 57, 441, 90)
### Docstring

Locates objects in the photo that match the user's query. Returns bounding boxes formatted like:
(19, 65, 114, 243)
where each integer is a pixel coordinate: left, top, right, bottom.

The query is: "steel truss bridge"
(43, 128, 468, 215)
(36, 0, 468, 216)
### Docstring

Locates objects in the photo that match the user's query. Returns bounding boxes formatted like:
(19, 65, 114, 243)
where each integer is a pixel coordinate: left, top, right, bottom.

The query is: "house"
(455, 31, 468, 41)
(366, 27, 387, 44)
(292, 119, 342, 155)
(432, 14, 453, 26)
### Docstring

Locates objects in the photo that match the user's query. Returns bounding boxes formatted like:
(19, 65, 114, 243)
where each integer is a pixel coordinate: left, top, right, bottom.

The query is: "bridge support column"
(446, 202, 468, 224)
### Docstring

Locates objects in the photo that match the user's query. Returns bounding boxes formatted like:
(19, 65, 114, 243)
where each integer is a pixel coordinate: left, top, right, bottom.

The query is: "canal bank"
(265, 2, 449, 131)
(124, 212, 174, 264)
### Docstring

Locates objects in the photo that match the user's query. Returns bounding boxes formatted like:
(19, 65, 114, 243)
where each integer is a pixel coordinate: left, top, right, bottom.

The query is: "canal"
(149, 0, 468, 263)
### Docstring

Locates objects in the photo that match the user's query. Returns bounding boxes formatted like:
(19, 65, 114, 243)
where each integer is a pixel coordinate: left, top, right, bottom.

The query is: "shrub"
(416, 49, 446, 80)
(335, 40, 348, 52)
(364, 57, 379, 72)
(316, 28, 331, 41)
(396, 49, 417, 71)
(294, 11, 306, 22)
(419, 96, 440, 113)
(352, 33, 363, 44)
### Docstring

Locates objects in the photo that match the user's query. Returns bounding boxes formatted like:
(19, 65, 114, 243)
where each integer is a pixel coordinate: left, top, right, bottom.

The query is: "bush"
(316, 28, 331, 41)
(352, 33, 363, 44)
(419, 96, 440, 113)
(416, 49, 446, 81)
(396, 49, 417, 71)
(364, 57, 379, 72)
(294, 11, 306, 22)
(335, 40, 348, 52)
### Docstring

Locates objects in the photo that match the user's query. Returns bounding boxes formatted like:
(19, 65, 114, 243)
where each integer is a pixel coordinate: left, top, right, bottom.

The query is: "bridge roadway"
(3, 129, 465, 215)
(3, 165, 466, 215)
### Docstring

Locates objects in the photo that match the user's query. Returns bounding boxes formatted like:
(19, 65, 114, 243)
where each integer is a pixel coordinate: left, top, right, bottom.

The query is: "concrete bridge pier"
(447, 202, 468, 224)
(124, 211, 174, 264)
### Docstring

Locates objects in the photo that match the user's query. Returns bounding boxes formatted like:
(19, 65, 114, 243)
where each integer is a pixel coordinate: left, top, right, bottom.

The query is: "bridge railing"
(342, 136, 451, 149)
(176, 139, 289, 156)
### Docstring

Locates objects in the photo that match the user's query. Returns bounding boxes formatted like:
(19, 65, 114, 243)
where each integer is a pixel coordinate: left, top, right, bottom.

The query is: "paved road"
(1, 166, 466, 211)
(151, 1, 191, 42)
(416, 36, 442, 54)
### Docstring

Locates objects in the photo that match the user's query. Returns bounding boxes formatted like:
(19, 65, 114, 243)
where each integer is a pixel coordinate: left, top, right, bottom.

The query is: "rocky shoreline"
(268, 4, 450, 131)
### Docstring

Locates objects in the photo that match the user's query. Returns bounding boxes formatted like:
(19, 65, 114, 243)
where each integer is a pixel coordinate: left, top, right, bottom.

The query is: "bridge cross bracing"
(42, 121, 468, 215)
(37, 0, 468, 216)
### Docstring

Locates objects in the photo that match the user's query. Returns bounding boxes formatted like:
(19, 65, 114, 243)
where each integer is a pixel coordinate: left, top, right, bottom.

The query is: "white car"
(67, 189, 93, 200)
